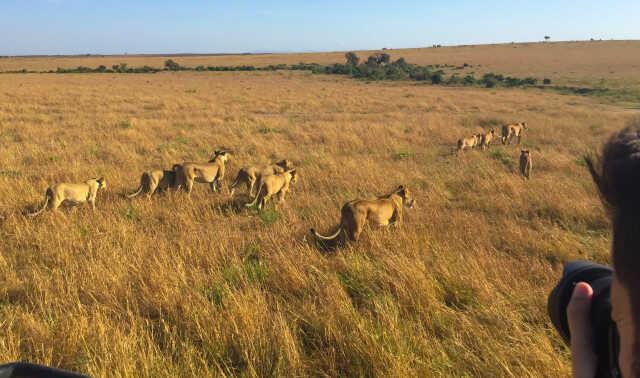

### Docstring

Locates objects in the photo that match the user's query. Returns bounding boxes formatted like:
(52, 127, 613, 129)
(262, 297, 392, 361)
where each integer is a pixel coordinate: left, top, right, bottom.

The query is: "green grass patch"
(258, 208, 280, 225)
(258, 127, 282, 134)
(120, 204, 140, 221)
(489, 148, 516, 170)
(439, 278, 478, 310)
(117, 120, 132, 129)
(394, 150, 416, 160)
(0, 170, 21, 178)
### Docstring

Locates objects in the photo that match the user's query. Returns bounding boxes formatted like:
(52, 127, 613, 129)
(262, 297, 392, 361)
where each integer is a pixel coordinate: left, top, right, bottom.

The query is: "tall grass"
(0, 69, 627, 377)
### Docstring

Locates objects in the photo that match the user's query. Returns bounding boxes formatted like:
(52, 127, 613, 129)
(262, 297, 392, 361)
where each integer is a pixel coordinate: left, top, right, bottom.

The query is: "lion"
(479, 129, 496, 150)
(127, 169, 176, 199)
(520, 149, 532, 179)
(173, 150, 230, 194)
(28, 177, 107, 217)
(457, 134, 481, 154)
(244, 169, 297, 210)
(229, 159, 294, 197)
(501, 122, 528, 145)
(310, 185, 415, 244)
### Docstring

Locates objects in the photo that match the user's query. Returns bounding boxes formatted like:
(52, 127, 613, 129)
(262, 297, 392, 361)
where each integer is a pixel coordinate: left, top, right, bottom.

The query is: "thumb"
(567, 282, 597, 378)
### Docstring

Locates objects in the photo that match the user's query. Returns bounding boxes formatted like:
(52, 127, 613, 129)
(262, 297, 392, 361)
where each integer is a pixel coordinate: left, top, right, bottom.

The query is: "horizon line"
(1, 38, 636, 59)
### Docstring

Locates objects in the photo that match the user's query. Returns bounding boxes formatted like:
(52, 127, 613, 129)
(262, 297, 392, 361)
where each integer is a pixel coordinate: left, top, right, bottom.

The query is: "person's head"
(586, 117, 640, 377)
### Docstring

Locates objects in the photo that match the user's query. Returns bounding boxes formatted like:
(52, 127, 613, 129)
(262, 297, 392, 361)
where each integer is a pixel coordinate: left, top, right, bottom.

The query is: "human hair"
(586, 116, 640, 374)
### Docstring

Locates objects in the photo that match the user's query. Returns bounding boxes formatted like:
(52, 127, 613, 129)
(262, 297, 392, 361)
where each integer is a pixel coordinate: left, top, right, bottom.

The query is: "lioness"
(501, 122, 527, 145)
(173, 150, 230, 194)
(127, 169, 176, 199)
(520, 149, 532, 179)
(310, 185, 415, 243)
(229, 159, 293, 197)
(245, 169, 297, 210)
(479, 129, 496, 150)
(457, 134, 480, 154)
(28, 177, 107, 217)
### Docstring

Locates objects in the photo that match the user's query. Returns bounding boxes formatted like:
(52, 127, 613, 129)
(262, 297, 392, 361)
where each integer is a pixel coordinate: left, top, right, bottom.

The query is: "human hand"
(567, 282, 597, 378)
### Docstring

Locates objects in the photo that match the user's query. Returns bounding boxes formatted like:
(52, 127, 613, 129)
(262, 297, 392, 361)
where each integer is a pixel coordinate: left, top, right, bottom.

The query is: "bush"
(366, 53, 391, 67)
(483, 77, 497, 88)
(463, 75, 476, 86)
(164, 59, 182, 71)
(504, 77, 523, 87)
(345, 52, 360, 66)
(543, 78, 552, 85)
(447, 75, 462, 85)
(430, 72, 443, 84)
(385, 65, 408, 80)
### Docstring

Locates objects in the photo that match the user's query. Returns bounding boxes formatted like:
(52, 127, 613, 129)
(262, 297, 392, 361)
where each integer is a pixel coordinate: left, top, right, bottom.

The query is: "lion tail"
(245, 182, 264, 208)
(310, 224, 343, 241)
(27, 188, 52, 217)
(229, 169, 245, 196)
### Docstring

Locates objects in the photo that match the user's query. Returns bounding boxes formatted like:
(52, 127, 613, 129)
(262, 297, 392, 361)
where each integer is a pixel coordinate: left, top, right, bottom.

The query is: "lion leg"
(353, 223, 364, 241)
(259, 194, 270, 210)
(352, 213, 366, 241)
(186, 179, 194, 195)
(148, 180, 159, 199)
(51, 197, 62, 213)
(248, 178, 256, 196)
(393, 210, 403, 227)
(277, 189, 287, 203)
(209, 181, 217, 193)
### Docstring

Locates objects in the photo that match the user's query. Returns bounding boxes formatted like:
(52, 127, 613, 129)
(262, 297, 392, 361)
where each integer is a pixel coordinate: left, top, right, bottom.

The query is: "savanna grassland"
(0, 42, 638, 377)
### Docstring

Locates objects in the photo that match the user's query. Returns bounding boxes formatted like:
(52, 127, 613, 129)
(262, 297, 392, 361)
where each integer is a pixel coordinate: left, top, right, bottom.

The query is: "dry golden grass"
(0, 57, 634, 376)
(3, 40, 640, 88)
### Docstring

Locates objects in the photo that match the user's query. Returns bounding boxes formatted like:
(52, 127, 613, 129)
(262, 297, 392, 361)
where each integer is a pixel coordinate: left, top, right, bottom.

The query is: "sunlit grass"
(0, 59, 628, 376)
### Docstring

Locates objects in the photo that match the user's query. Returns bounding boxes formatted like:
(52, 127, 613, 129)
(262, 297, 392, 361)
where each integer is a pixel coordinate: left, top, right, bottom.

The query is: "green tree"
(164, 59, 181, 71)
(345, 52, 360, 66)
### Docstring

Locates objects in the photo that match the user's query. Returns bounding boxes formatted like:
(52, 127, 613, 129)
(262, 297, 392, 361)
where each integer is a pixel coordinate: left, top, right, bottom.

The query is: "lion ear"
(397, 185, 405, 192)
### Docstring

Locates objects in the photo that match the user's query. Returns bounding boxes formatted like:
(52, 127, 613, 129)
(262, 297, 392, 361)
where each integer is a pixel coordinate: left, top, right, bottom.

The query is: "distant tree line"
(8, 55, 551, 89)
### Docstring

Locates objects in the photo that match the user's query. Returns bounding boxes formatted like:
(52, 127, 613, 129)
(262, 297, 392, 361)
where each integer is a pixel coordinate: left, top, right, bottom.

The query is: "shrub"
(447, 75, 462, 85)
(463, 74, 476, 86)
(505, 77, 523, 87)
(385, 65, 408, 80)
(483, 77, 497, 88)
(366, 53, 391, 67)
(543, 78, 552, 85)
(116, 63, 128, 73)
(345, 52, 360, 66)
(164, 59, 181, 71)
(430, 72, 443, 84)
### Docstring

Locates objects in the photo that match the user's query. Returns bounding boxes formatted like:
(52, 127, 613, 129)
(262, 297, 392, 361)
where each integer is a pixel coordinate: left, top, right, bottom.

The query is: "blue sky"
(1, 0, 639, 55)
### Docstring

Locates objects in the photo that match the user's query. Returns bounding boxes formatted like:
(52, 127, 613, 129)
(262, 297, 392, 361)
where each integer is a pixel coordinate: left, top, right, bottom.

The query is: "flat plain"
(0, 41, 638, 377)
